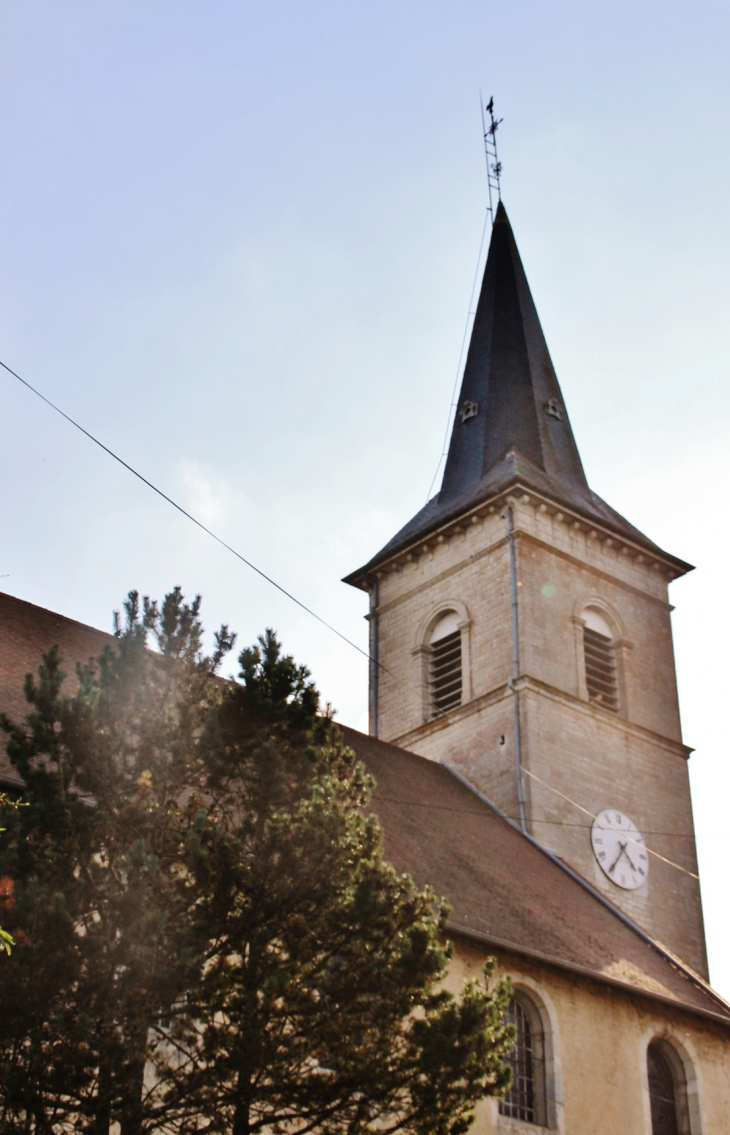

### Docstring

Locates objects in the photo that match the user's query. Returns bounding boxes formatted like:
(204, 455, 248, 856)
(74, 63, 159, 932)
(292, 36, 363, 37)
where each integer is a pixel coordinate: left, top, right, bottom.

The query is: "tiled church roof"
(1, 591, 727, 1025)
(343, 726, 730, 1027)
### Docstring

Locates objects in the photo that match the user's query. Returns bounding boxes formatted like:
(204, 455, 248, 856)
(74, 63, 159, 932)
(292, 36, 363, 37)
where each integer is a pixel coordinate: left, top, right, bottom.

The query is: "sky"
(1, 0, 729, 995)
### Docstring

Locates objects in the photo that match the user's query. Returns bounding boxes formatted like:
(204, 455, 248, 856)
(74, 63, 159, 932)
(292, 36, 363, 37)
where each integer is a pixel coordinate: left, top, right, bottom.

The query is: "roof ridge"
(0, 590, 114, 641)
(440, 761, 730, 1018)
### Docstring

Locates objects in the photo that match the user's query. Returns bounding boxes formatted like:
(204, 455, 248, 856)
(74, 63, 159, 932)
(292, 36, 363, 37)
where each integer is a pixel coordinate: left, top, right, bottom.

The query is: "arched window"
(647, 1039, 691, 1135)
(499, 995, 546, 1125)
(428, 612, 462, 717)
(582, 607, 619, 713)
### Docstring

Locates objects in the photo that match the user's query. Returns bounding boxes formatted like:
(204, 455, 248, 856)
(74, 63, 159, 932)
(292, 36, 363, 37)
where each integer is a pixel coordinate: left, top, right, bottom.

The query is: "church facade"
(1, 203, 729, 1132)
(343, 202, 730, 1132)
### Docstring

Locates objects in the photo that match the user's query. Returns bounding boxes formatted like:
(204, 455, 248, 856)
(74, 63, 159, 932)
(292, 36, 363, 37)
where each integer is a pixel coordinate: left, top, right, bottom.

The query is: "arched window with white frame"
(582, 606, 619, 713)
(428, 611, 463, 717)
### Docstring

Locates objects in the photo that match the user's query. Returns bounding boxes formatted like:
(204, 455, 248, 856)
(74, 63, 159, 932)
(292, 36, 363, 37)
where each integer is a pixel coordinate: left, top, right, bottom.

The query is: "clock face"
(591, 809, 648, 890)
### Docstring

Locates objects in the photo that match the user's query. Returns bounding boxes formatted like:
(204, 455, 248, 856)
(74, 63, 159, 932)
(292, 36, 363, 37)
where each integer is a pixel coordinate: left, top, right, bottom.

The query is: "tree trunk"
(118, 1020, 148, 1135)
(89, 1061, 112, 1135)
(232, 1069, 252, 1135)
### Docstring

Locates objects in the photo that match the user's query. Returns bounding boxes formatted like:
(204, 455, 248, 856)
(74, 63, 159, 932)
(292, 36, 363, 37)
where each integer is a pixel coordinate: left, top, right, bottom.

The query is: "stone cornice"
(375, 534, 510, 617)
(372, 521, 674, 619)
(516, 674, 692, 759)
(515, 529, 675, 611)
(387, 673, 691, 761)
(390, 680, 512, 750)
(447, 923, 730, 1030)
(346, 482, 692, 591)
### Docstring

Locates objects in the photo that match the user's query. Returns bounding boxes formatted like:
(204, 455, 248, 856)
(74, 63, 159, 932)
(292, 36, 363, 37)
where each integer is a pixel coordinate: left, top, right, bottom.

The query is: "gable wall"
(448, 937, 730, 1135)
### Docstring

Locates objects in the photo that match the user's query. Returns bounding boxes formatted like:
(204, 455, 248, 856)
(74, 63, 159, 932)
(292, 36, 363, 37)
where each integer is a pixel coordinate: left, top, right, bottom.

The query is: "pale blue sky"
(1, 0, 730, 993)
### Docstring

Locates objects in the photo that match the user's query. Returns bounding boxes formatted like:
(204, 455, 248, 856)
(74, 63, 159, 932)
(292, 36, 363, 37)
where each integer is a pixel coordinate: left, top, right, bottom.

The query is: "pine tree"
(0, 591, 513, 1134)
(0, 589, 234, 1134)
(0, 792, 22, 955)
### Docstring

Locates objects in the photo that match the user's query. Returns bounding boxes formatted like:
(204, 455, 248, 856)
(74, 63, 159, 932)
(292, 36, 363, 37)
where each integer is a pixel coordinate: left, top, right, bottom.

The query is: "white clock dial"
(591, 809, 648, 890)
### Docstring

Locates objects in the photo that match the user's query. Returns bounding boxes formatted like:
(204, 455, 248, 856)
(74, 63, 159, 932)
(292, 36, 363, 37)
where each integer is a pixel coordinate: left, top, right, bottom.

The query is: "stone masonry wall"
(368, 492, 706, 975)
(447, 939, 730, 1135)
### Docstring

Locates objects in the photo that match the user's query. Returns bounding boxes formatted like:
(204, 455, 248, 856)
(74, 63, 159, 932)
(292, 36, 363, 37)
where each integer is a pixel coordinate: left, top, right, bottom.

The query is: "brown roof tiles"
(0, 591, 113, 782)
(342, 726, 730, 1026)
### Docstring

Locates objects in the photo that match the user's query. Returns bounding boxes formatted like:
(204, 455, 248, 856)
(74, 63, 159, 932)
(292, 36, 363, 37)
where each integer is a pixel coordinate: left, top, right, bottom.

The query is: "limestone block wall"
(521, 686, 706, 978)
(373, 510, 514, 743)
(370, 494, 684, 749)
(516, 531, 682, 741)
(446, 940, 730, 1135)
(366, 488, 704, 972)
(399, 690, 523, 825)
(518, 499, 673, 604)
(386, 677, 705, 975)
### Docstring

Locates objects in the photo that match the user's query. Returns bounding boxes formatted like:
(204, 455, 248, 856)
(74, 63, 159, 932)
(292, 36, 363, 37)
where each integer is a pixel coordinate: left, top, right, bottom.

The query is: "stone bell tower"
(344, 201, 708, 978)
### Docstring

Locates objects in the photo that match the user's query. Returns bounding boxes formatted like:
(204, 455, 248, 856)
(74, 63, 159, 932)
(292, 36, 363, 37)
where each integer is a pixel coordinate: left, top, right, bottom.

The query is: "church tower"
(344, 202, 708, 979)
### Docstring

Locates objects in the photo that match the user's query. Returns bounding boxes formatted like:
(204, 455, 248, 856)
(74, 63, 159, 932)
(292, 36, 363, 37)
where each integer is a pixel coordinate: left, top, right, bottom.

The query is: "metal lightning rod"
(480, 93, 503, 224)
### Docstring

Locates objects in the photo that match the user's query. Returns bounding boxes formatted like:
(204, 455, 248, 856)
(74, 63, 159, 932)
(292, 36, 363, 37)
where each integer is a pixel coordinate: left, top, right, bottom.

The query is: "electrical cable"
(370, 796, 718, 838)
(1, 356, 700, 881)
(0, 358, 371, 665)
(425, 205, 491, 503)
(373, 794, 726, 842)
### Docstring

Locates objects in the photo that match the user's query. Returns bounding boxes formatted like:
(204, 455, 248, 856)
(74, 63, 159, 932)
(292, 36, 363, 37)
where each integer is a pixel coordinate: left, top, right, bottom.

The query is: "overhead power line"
(1, 356, 700, 882)
(425, 203, 491, 503)
(371, 796, 721, 839)
(0, 358, 370, 664)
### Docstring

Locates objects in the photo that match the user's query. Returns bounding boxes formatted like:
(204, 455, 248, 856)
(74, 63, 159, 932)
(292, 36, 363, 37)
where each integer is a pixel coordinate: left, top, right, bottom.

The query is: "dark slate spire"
(345, 202, 688, 583)
(440, 201, 589, 503)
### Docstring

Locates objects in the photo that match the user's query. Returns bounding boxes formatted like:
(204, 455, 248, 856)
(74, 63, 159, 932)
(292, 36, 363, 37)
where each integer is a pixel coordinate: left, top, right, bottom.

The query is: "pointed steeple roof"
(439, 200, 589, 503)
(345, 203, 690, 584)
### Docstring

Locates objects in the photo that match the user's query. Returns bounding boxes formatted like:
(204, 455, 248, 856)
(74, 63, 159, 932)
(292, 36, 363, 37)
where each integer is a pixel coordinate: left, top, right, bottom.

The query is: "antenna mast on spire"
(480, 94, 503, 224)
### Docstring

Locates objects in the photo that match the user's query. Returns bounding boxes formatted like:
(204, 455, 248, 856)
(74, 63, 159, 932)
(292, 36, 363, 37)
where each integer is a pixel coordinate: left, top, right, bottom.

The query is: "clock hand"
(608, 842, 627, 875)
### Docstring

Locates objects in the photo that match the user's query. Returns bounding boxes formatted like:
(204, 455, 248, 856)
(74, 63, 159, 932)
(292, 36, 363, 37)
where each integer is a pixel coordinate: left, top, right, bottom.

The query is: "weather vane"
(480, 94, 503, 224)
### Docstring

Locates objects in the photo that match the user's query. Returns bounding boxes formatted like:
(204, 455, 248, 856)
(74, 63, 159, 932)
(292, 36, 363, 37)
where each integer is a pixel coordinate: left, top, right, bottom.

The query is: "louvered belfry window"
(428, 612, 462, 717)
(499, 998, 537, 1123)
(583, 608, 619, 713)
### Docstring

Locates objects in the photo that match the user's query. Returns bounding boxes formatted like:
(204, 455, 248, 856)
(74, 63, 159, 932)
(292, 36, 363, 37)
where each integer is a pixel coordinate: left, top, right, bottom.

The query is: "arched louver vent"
(583, 608, 618, 713)
(429, 613, 462, 717)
